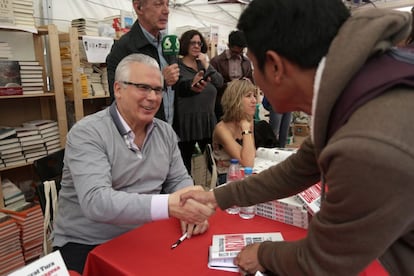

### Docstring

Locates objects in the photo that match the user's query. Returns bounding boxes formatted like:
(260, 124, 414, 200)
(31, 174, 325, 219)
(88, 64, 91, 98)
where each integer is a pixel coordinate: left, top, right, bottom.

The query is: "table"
(83, 210, 387, 276)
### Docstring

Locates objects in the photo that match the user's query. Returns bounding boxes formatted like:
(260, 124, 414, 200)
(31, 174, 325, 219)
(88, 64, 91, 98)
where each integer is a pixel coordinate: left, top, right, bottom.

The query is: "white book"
(24, 150, 47, 159)
(18, 134, 42, 143)
(21, 144, 45, 151)
(0, 142, 20, 151)
(20, 139, 44, 147)
(4, 159, 27, 167)
(23, 120, 57, 130)
(0, 146, 22, 156)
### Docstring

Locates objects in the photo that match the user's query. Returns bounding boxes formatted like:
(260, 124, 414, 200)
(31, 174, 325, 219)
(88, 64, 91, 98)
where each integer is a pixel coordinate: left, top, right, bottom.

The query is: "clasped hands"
(178, 188, 266, 275)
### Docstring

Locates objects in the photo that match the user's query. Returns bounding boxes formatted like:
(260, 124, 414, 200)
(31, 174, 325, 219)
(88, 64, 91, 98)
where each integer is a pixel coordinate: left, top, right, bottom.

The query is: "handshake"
(169, 185, 218, 225)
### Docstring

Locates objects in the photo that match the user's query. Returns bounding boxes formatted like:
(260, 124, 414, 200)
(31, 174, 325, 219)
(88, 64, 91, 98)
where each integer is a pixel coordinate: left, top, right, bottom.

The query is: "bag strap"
(42, 180, 58, 256)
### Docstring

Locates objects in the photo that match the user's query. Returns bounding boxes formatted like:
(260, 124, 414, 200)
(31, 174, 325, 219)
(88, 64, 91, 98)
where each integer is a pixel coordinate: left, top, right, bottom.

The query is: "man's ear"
(264, 50, 284, 84)
(133, 0, 142, 12)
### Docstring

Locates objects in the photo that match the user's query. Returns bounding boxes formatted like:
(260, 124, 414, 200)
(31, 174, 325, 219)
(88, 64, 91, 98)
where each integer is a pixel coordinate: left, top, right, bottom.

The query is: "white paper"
(8, 250, 70, 276)
(82, 36, 114, 63)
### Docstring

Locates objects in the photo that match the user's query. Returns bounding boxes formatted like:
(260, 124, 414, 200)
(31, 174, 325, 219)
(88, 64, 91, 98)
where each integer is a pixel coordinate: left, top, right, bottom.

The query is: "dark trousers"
(54, 243, 98, 274)
(178, 139, 210, 174)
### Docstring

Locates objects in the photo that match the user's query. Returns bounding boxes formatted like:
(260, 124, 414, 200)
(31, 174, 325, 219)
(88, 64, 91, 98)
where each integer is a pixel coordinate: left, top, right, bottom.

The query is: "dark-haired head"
(228, 30, 247, 48)
(237, 0, 350, 72)
(179, 30, 208, 56)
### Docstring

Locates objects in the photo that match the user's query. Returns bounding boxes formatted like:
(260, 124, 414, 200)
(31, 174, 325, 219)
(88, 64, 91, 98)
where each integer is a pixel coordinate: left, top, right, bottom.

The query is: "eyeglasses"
(190, 41, 203, 47)
(121, 81, 164, 96)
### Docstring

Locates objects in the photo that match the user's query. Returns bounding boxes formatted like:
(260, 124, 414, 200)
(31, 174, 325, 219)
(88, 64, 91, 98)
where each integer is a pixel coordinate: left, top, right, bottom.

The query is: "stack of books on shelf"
(0, 60, 23, 96)
(208, 232, 283, 272)
(0, 127, 25, 168)
(0, 202, 44, 263)
(0, 213, 25, 275)
(255, 196, 309, 229)
(71, 18, 100, 36)
(15, 125, 45, 163)
(18, 60, 45, 95)
(1, 179, 26, 208)
(0, 42, 14, 60)
(12, 0, 36, 29)
(23, 119, 61, 155)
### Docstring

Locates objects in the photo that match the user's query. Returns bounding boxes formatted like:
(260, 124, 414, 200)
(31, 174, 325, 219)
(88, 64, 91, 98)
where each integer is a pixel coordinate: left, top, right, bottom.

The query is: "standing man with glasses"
(106, 0, 177, 124)
(210, 30, 254, 121)
(53, 54, 213, 274)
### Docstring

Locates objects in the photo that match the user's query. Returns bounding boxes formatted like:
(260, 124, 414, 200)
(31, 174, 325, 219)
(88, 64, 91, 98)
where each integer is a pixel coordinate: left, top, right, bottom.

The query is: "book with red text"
(210, 232, 283, 260)
(295, 182, 322, 216)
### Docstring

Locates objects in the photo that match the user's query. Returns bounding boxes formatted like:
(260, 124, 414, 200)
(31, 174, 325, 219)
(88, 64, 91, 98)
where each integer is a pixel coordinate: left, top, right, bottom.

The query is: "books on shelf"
(0, 202, 44, 262)
(23, 119, 57, 131)
(15, 126, 39, 138)
(1, 178, 26, 207)
(0, 60, 22, 96)
(0, 126, 16, 140)
(208, 232, 283, 271)
(0, 212, 24, 276)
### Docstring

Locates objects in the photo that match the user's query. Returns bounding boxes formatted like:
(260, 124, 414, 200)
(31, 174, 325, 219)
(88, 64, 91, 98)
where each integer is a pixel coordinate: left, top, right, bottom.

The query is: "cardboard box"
(293, 124, 309, 137)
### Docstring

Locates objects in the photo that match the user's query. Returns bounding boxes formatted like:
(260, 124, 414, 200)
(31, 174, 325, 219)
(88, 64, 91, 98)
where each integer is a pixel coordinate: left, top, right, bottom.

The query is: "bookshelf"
(0, 24, 68, 199)
(58, 27, 110, 127)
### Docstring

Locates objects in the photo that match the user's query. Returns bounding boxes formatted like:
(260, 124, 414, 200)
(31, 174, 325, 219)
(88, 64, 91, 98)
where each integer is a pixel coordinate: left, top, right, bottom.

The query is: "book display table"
(83, 209, 387, 276)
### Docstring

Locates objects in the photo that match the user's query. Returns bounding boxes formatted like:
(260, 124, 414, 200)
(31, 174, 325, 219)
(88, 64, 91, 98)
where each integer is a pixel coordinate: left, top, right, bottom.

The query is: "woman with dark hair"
(174, 30, 223, 174)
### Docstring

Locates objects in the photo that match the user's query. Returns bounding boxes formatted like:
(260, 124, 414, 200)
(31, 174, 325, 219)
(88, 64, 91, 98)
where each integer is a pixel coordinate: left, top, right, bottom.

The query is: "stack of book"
(255, 196, 309, 229)
(208, 232, 283, 272)
(295, 182, 322, 216)
(71, 18, 100, 36)
(0, 60, 23, 96)
(0, 42, 13, 60)
(22, 119, 61, 155)
(15, 125, 45, 163)
(0, 127, 25, 168)
(12, 0, 36, 29)
(253, 147, 296, 173)
(0, 213, 25, 275)
(1, 202, 44, 263)
(1, 179, 26, 208)
(18, 60, 44, 95)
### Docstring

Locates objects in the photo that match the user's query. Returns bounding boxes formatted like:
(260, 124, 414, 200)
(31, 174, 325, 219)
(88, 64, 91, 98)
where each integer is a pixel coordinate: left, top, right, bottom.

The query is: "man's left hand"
(234, 243, 265, 275)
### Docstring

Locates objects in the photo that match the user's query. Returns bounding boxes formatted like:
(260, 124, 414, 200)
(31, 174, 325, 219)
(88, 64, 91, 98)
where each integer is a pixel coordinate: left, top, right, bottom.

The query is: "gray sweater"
(53, 103, 193, 246)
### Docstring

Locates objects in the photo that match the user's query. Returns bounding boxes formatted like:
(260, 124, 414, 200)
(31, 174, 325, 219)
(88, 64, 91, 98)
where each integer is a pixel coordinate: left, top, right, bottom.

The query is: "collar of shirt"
(115, 106, 155, 153)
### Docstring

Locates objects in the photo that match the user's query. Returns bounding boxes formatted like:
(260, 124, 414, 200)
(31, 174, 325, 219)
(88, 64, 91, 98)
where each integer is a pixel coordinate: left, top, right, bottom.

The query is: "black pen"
(171, 233, 188, 249)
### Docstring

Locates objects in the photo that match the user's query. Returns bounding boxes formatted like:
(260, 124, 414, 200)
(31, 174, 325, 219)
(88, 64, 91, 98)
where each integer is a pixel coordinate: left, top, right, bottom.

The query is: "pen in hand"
(171, 232, 188, 249)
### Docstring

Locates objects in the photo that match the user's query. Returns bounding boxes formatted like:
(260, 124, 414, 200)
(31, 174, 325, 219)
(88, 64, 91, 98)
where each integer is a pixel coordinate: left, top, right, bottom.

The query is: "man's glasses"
(121, 81, 163, 96)
(190, 41, 203, 47)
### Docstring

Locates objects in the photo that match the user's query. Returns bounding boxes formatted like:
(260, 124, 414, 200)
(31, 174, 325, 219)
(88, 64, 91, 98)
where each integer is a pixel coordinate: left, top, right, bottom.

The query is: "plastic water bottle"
(239, 167, 256, 219)
(225, 159, 242, 214)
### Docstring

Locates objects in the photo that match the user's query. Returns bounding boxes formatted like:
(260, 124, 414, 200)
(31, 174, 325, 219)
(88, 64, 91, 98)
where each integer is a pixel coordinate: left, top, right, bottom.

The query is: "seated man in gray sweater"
(53, 53, 214, 274)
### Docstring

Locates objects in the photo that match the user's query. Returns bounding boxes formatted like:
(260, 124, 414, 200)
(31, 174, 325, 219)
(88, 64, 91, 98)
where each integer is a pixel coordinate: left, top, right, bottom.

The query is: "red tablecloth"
(83, 210, 388, 275)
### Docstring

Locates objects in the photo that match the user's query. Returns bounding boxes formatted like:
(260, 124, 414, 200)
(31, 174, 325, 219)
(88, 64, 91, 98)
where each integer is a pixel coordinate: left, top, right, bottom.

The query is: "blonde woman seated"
(212, 79, 258, 184)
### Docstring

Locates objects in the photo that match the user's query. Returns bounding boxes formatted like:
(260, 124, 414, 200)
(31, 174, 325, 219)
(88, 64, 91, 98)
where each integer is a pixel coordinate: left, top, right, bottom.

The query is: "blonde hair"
(221, 79, 257, 122)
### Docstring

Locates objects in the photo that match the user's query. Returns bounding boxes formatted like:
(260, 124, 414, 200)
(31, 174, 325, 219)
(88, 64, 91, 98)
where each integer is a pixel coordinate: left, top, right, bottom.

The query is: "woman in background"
(213, 79, 258, 184)
(174, 30, 223, 174)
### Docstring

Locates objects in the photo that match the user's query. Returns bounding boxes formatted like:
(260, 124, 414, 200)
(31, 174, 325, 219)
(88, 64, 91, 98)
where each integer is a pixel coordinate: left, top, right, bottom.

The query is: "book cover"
(210, 232, 283, 260)
(1, 178, 23, 200)
(0, 126, 16, 140)
(23, 119, 57, 130)
(0, 60, 22, 96)
(296, 182, 322, 216)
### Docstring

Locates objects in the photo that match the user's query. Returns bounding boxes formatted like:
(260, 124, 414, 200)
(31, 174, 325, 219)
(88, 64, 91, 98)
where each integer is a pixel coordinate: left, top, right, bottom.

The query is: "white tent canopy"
(36, 0, 246, 45)
(34, 0, 412, 46)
